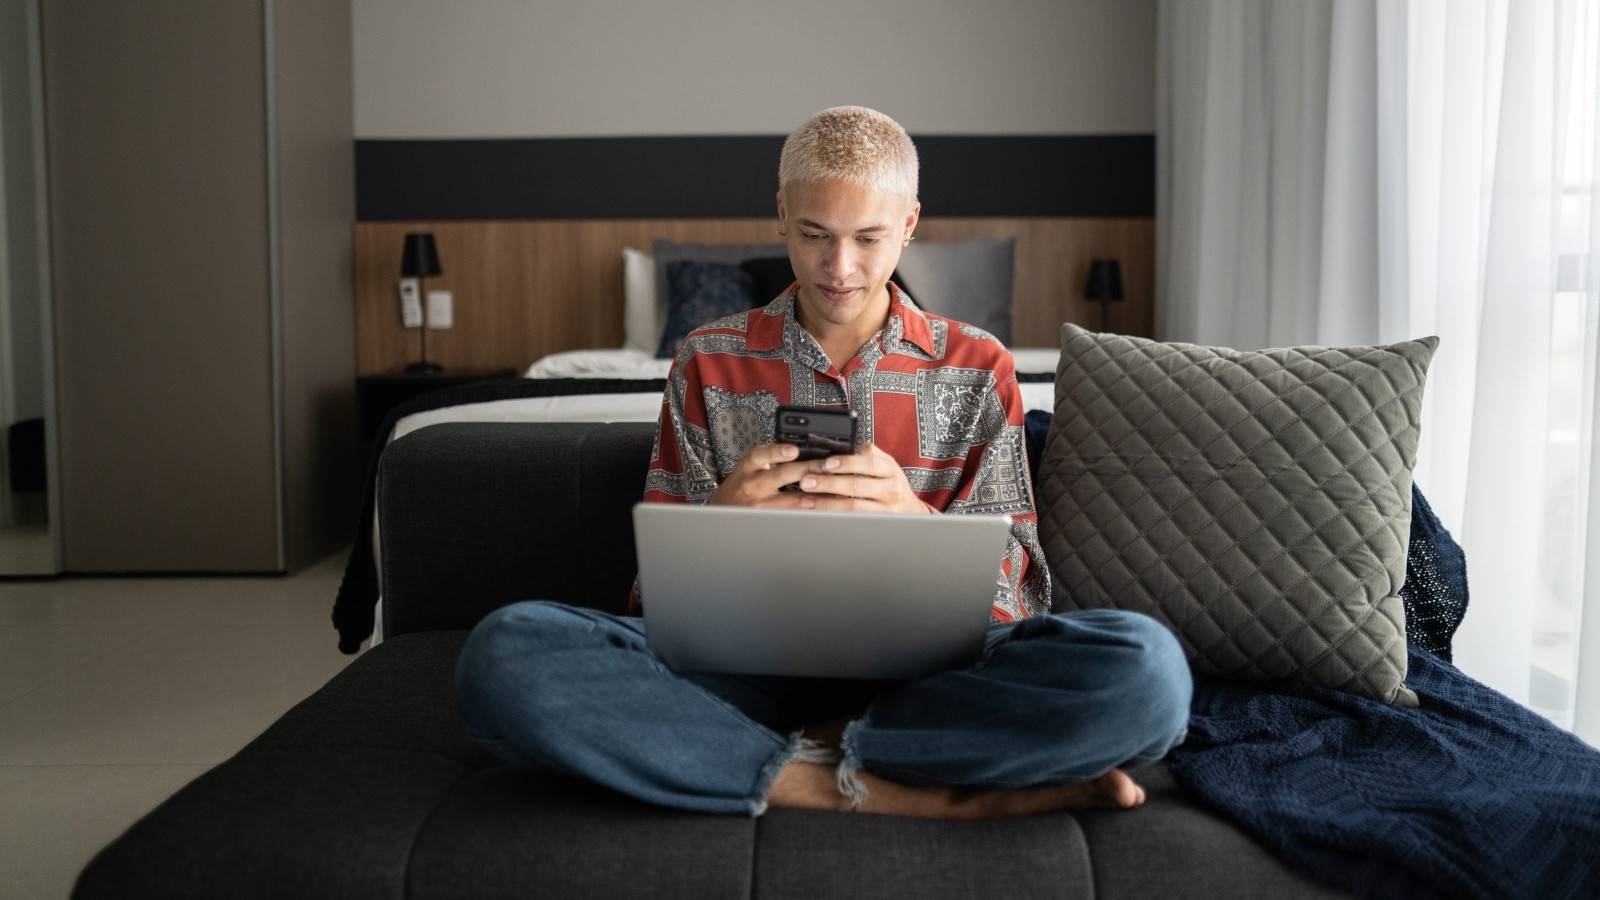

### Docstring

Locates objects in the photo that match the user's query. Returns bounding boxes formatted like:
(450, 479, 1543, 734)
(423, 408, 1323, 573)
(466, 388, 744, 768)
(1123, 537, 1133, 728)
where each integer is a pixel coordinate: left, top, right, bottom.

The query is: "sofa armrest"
(377, 421, 656, 638)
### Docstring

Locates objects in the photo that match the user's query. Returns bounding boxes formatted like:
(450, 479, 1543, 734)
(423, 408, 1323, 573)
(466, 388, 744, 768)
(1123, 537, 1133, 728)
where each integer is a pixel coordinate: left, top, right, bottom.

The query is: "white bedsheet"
(391, 393, 663, 443)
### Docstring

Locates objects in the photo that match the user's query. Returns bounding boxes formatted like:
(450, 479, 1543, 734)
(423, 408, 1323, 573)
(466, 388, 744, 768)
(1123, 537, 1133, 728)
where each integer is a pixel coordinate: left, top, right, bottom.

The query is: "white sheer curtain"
(1158, 0, 1600, 744)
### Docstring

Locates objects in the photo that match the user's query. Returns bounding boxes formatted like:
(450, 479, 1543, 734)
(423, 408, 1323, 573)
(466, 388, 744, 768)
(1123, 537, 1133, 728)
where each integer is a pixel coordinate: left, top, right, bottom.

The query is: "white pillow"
(622, 248, 659, 352)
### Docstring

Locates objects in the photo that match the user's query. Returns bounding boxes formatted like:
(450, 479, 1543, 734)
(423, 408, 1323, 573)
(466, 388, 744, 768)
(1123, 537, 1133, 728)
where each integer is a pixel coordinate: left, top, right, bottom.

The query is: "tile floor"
(0, 547, 367, 899)
(0, 525, 52, 575)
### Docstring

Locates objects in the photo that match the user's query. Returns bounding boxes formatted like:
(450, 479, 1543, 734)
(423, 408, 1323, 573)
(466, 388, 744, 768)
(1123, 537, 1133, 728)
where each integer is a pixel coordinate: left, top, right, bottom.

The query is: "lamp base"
(402, 361, 443, 375)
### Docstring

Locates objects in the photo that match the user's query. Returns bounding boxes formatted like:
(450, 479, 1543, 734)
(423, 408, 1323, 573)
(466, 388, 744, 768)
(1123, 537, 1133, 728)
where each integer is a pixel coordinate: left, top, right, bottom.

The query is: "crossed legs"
(454, 601, 1191, 818)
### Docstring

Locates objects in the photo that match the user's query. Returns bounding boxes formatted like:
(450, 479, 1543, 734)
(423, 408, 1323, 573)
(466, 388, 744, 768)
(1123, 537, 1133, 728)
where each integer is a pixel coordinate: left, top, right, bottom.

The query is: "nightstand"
(356, 368, 518, 447)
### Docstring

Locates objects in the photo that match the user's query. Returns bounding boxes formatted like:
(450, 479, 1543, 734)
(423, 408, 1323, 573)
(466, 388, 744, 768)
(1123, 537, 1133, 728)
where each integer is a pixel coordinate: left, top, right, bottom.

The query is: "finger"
(798, 472, 886, 501)
(797, 494, 887, 512)
(750, 493, 809, 509)
(746, 442, 802, 470)
(749, 459, 824, 495)
(813, 448, 880, 476)
(839, 443, 901, 478)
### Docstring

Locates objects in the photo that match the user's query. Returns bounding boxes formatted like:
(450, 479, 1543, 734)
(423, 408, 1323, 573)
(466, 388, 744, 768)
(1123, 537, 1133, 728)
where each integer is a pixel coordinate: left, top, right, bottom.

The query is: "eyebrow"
(795, 218, 890, 234)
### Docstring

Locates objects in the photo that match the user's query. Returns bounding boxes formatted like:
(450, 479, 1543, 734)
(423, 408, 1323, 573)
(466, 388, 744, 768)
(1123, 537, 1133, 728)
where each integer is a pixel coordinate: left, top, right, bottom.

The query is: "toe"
(1099, 769, 1141, 808)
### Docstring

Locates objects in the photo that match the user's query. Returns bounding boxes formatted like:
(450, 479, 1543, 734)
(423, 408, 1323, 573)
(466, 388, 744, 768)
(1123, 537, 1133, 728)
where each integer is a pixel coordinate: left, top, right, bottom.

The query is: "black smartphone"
(774, 405, 859, 461)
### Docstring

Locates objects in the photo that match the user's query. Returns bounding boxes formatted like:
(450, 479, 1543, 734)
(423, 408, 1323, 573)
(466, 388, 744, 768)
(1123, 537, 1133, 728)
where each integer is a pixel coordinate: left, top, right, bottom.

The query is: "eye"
(857, 237, 880, 246)
(802, 232, 825, 241)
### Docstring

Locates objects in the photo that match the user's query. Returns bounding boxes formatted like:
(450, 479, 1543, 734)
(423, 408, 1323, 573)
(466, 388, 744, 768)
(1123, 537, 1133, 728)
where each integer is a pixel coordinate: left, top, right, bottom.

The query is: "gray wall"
(352, 0, 1155, 137)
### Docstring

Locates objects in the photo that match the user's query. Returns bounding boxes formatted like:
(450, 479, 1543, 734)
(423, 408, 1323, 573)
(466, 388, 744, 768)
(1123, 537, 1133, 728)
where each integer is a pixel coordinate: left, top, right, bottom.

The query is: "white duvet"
(521, 348, 673, 380)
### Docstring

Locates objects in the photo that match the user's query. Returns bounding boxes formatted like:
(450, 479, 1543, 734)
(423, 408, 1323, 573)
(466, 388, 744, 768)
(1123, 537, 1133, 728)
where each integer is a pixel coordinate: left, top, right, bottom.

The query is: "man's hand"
(708, 442, 821, 507)
(793, 442, 932, 515)
(708, 442, 932, 514)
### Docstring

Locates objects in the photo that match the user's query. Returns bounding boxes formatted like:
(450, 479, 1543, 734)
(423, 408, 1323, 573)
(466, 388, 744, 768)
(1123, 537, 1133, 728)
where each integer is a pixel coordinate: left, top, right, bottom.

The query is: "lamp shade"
(400, 233, 442, 278)
(1085, 258, 1123, 301)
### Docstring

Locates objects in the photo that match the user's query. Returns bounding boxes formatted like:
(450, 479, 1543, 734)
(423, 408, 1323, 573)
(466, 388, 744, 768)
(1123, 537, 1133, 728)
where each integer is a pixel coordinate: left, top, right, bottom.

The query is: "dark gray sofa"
(74, 421, 1349, 899)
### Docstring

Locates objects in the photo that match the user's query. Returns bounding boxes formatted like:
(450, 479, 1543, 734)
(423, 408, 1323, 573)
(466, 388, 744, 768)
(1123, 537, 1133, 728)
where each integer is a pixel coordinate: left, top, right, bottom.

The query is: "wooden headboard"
(353, 217, 1153, 376)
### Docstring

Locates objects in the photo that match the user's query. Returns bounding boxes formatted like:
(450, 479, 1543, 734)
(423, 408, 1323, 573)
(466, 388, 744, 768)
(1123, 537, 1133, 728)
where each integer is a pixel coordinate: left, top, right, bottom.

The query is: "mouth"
(817, 285, 860, 302)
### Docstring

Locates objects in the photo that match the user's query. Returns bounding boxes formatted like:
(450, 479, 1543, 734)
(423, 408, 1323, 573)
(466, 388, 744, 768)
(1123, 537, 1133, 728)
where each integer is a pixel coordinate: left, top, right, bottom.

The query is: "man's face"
(776, 178, 920, 334)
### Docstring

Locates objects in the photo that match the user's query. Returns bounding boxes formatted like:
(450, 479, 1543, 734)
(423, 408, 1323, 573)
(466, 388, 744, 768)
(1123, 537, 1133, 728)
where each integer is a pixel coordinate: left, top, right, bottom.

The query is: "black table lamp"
(1085, 258, 1124, 333)
(401, 233, 443, 374)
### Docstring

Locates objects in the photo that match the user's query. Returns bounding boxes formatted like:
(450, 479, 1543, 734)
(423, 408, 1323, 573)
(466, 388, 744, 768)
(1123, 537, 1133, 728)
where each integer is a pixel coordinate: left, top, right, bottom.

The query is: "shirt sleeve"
(940, 351, 1052, 622)
(628, 350, 719, 615)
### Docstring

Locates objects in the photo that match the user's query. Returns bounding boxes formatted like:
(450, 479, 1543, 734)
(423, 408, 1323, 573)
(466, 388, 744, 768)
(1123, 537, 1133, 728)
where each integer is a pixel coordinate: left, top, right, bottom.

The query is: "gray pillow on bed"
(1036, 324, 1438, 706)
(893, 237, 1015, 344)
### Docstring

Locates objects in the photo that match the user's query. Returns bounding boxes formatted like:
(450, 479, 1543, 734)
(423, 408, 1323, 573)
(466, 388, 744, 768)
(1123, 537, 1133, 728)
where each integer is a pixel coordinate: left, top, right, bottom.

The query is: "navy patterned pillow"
(655, 261, 760, 359)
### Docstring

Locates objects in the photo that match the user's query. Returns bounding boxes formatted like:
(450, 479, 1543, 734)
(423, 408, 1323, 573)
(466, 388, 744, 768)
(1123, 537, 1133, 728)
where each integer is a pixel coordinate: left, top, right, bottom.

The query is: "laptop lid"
(632, 503, 1014, 680)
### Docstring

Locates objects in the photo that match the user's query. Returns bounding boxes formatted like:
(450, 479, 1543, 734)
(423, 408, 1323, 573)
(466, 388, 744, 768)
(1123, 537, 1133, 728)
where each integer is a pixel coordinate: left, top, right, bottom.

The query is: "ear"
(903, 201, 921, 241)
(776, 189, 787, 227)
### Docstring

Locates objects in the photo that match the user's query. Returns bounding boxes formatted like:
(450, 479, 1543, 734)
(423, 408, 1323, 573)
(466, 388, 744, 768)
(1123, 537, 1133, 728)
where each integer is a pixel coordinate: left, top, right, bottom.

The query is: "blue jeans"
(454, 601, 1192, 816)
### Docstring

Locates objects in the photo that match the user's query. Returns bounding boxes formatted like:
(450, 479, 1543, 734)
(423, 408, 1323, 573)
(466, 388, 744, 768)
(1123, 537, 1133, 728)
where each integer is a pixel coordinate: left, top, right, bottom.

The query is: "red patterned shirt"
(630, 282, 1050, 621)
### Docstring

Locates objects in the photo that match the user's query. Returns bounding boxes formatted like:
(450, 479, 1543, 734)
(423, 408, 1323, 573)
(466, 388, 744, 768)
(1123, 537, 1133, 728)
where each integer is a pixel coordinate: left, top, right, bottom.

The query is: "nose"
(822, 238, 856, 280)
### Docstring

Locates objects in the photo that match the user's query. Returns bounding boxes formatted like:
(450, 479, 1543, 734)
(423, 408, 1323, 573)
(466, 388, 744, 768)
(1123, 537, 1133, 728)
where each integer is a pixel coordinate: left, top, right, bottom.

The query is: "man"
(456, 106, 1190, 819)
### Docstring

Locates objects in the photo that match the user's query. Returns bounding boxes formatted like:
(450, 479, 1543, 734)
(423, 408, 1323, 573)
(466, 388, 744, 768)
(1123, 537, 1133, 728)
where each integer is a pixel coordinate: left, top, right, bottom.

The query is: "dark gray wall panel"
(354, 135, 1156, 221)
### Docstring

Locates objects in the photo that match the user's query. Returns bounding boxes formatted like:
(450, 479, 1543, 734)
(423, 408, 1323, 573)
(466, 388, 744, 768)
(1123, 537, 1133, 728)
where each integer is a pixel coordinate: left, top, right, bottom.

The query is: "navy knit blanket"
(1168, 646, 1600, 899)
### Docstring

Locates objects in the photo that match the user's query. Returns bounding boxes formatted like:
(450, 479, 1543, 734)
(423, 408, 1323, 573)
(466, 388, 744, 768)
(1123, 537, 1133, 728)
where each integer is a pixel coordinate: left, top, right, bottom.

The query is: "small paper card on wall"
(426, 290, 453, 329)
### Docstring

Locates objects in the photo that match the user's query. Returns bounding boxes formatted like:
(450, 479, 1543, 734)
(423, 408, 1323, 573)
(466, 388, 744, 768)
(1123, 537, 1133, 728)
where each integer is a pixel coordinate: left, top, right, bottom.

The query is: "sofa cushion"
(408, 768, 758, 900)
(74, 744, 471, 900)
(753, 806, 1093, 899)
(249, 631, 493, 767)
(1037, 325, 1437, 706)
(77, 631, 761, 900)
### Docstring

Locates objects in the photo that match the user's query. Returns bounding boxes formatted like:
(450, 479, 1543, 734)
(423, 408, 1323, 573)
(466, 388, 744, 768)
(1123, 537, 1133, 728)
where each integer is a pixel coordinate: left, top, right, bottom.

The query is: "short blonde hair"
(778, 106, 919, 201)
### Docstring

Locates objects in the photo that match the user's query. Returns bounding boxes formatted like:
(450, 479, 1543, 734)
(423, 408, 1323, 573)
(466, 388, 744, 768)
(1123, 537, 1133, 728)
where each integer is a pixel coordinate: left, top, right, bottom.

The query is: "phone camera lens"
(796, 416, 808, 425)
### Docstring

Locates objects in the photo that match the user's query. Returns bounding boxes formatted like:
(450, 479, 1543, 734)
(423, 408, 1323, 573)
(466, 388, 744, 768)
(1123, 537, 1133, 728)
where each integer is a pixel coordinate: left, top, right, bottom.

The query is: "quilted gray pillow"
(1037, 324, 1438, 706)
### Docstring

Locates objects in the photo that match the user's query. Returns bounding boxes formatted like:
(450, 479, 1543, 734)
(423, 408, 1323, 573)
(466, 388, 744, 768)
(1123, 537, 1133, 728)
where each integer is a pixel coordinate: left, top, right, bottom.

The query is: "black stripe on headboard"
(355, 135, 1154, 221)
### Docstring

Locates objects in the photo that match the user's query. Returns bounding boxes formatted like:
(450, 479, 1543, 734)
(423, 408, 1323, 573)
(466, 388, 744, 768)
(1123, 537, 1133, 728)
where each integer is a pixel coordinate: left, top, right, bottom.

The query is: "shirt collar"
(887, 282, 937, 356)
(747, 281, 937, 358)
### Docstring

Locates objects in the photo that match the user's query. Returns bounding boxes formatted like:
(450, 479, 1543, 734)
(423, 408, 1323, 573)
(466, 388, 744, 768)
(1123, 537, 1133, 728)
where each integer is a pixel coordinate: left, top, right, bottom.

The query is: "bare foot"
(766, 761, 1145, 819)
(767, 761, 853, 812)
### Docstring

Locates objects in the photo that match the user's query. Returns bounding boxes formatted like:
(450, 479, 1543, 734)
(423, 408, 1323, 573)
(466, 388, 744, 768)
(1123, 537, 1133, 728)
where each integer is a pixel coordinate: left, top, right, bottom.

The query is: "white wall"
(353, 0, 1154, 137)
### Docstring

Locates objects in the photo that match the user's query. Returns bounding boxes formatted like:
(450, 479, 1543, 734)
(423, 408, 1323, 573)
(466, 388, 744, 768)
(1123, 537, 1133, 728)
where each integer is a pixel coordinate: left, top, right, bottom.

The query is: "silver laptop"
(632, 503, 1014, 680)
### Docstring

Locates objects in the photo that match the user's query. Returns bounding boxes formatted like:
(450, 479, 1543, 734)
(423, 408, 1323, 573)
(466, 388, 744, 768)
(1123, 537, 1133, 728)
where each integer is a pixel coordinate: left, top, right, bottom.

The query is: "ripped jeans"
(454, 600, 1192, 817)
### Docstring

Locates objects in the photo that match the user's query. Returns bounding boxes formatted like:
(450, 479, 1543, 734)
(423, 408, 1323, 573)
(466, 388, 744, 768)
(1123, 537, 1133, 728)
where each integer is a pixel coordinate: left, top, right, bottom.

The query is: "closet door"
(45, 1, 280, 571)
